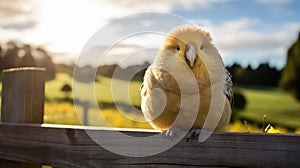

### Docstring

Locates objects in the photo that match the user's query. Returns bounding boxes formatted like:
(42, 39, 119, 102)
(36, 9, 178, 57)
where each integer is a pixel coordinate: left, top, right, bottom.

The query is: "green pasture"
(45, 73, 141, 107)
(236, 86, 300, 130)
(44, 73, 149, 128)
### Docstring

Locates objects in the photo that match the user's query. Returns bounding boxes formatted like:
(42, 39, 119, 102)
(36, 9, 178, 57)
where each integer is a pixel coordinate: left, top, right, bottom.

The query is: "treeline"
(226, 63, 281, 87)
(0, 41, 56, 80)
(96, 62, 282, 87)
(0, 40, 283, 87)
(59, 61, 281, 87)
(58, 62, 149, 83)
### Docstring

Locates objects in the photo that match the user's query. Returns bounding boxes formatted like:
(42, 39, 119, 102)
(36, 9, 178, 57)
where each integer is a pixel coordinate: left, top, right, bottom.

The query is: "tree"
(230, 89, 247, 122)
(19, 45, 36, 67)
(0, 42, 56, 81)
(61, 84, 72, 101)
(279, 32, 300, 100)
(1, 42, 19, 70)
(73, 65, 95, 83)
(227, 62, 281, 87)
(35, 47, 56, 80)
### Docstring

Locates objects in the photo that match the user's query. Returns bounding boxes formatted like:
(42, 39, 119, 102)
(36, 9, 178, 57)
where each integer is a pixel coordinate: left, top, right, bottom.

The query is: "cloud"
(0, 0, 40, 43)
(192, 18, 299, 50)
(254, 0, 295, 17)
(79, 16, 299, 68)
(0, 0, 237, 53)
(191, 17, 300, 68)
(105, 0, 232, 13)
(255, 0, 293, 4)
(0, 20, 37, 30)
(77, 44, 156, 67)
(0, 0, 39, 23)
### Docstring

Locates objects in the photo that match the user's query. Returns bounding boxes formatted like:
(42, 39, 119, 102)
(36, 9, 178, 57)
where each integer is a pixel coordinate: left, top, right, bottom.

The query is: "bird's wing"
(224, 69, 233, 105)
(140, 67, 169, 123)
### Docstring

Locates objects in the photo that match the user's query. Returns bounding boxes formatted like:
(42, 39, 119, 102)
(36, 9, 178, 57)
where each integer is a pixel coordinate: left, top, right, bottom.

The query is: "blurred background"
(0, 0, 300, 133)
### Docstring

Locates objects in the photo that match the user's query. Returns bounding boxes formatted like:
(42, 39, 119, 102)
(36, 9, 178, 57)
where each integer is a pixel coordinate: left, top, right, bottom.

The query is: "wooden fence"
(0, 68, 300, 168)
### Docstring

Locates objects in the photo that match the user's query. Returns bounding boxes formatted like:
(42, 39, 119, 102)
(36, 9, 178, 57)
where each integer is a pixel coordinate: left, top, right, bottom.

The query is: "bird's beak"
(185, 43, 197, 68)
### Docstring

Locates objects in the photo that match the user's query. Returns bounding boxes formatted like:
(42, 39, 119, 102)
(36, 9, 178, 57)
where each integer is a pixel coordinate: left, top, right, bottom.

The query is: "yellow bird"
(141, 25, 232, 137)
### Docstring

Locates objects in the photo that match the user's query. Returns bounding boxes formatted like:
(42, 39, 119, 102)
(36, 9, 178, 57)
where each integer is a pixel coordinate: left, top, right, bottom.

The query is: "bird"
(140, 25, 232, 138)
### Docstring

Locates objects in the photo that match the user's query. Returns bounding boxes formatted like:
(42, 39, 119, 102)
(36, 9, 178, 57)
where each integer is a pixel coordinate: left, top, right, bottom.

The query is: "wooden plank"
(0, 160, 41, 168)
(1, 67, 45, 167)
(0, 123, 299, 168)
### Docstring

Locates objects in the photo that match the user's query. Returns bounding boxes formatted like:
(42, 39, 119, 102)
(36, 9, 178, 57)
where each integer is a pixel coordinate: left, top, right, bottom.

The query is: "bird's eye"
(176, 45, 180, 51)
(200, 45, 204, 50)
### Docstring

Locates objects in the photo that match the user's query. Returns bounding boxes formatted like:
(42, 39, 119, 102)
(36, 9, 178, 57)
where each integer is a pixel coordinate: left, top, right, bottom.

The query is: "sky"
(0, 0, 299, 69)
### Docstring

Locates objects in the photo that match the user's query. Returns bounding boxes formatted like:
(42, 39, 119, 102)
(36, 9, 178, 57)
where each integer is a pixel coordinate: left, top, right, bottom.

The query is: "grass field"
(1, 73, 300, 133)
(235, 86, 300, 131)
(44, 73, 151, 128)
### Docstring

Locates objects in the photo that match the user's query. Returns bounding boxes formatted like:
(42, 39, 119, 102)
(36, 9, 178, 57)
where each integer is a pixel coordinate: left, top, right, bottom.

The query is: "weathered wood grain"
(0, 67, 45, 167)
(1, 67, 46, 124)
(0, 123, 299, 168)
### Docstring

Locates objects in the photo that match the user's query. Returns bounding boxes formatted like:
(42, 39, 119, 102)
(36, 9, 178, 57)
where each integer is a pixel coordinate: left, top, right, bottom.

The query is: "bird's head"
(162, 25, 216, 68)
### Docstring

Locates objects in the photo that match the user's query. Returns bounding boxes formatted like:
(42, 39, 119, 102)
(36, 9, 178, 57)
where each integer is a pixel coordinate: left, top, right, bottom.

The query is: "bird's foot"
(161, 129, 176, 141)
(162, 129, 176, 137)
(186, 128, 209, 142)
(162, 128, 192, 142)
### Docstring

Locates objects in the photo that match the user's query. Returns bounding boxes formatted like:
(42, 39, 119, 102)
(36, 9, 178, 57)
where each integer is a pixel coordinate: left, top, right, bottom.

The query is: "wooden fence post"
(0, 67, 46, 168)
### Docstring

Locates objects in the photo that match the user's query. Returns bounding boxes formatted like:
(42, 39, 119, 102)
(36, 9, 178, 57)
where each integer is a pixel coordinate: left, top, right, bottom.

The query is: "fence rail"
(0, 123, 299, 167)
(0, 68, 300, 167)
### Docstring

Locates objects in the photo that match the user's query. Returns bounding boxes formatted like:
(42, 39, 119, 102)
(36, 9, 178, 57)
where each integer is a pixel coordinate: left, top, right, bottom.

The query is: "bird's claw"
(161, 128, 178, 141)
(162, 128, 210, 142)
(186, 128, 205, 142)
(162, 129, 176, 137)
